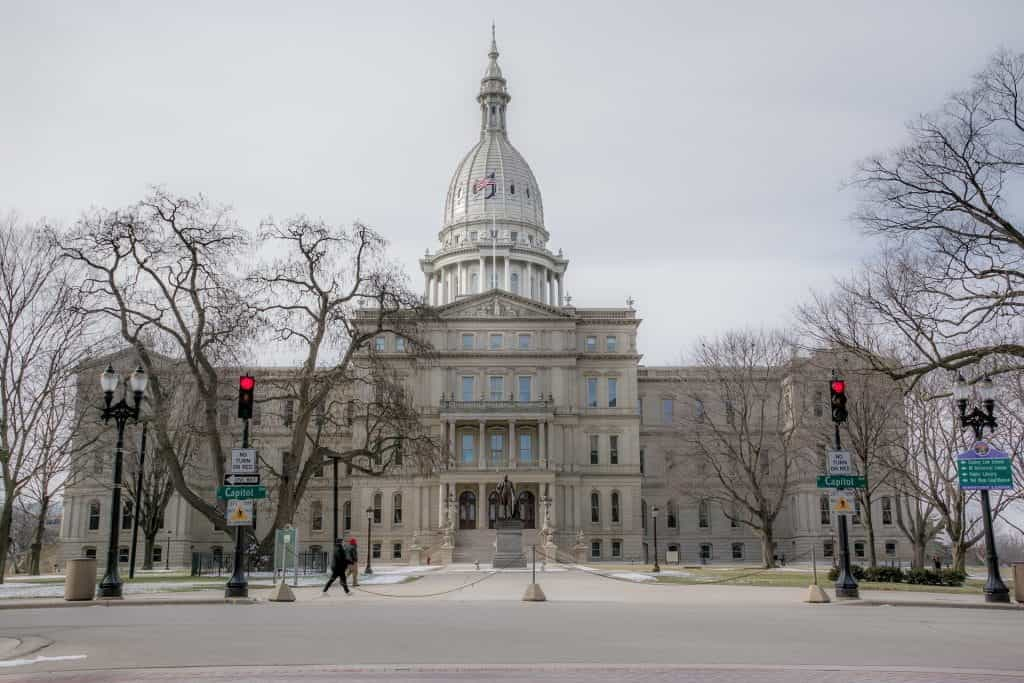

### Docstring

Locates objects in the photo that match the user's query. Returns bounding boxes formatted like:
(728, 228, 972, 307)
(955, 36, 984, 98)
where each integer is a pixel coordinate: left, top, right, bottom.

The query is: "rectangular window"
(283, 400, 294, 427)
(118, 546, 130, 563)
(313, 462, 324, 478)
(854, 541, 865, 558)
(700, 544, 712, 561)
(518, 376, 532, 402)
(470, 231, 477, 241)
(606, 335, 617, 352)
(611, 540, 622, 558)
(372, 543, 381, 559)
(609, 435, 619, 465)
(585, 336, 597, 352)
(813, 390, 823, 417)
(823, 541, 834, 558)
(587, 378, 598, 407)
(392, 543, 402, 560)
(852, 500, 861, 525)
(393, 497, 402, 525)
(885, 541, 897, 557)
(461, 376, 475, 402)
(489, 333, 503, 350)
(84, 547, 97, 559)
(725, 400, 735, 426)
(732, 542, 744, 560)
(698, 502, 709, 528)
(490, 433, 505, 466)
(820, 495, 831, 525)
(461, 433, 475, 464)
(607, 378, 617, 407)
(519, 433, 532, 464)
(311, 502, 323, 531)
(461, 333, 475, 350)
(489, 376, 504, 401)
(590, 435, 599, 465)
(152, 546, 163, 563)
(395, 337, 405, 353)
(638, 397, 643, 422)
(881, 497, 893, 525)
(639, 448, 645, 475)
(694, 399, 705, 423)
(590, 540, 601, 559)
(374, 336, 386, 352)
(122, 501, 133, 530)
(517, 333, 530, 350)
(661, 399, 673, 425)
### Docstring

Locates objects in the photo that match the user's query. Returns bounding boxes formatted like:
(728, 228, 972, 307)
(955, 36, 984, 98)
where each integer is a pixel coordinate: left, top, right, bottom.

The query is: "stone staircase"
(453, 529, 498, 564)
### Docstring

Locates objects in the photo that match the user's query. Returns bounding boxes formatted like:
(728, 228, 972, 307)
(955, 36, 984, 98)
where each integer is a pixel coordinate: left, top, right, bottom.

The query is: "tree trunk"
(865, 519, 878, 568)
(951, 541, 968, 572)
(759, 526, 776, 569)
(912, 541, 926, 570)
(142, 533, 155, 570)
(0, 496, 13, 583)
(28, 496, 50, 576)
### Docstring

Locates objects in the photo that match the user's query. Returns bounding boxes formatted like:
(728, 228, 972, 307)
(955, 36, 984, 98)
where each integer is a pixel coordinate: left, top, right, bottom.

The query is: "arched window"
(343, 501, 352, 531)
(698, 500, 710, 528)
(641, 499, 648, 531)
(511, 272, 520, 294)
(310, 500, 323, 532)
(667, 501, 677, 529)
(122, 500, 133, 530)
(518, 491, 536, 529)
(372, 492, 382, 524)
(393, 493, 403, 525)
(460, 490, 477, 530)
(88, 500, 100, 531)
(590, 491, 600, 524)
(611, 491, 620, 524)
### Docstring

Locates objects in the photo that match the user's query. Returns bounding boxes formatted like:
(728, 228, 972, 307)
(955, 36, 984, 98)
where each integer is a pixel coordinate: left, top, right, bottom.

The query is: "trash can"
(64, 558, 97, 601)
(1013, 563, 1024, 604)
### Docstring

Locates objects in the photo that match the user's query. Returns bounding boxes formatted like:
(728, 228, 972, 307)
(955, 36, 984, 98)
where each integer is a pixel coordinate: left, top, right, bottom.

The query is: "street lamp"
(953, 373, 1010, 603)
(365, 506, 374, 575)
(98, 364, 148, 598)
(166, 529, 171, 571)
(651, 506, 660, 573)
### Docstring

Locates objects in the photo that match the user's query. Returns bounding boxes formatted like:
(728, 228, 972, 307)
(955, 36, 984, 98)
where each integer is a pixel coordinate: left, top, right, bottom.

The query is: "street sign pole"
(225, 418, 250, 599)
(832, 424, 859, 599)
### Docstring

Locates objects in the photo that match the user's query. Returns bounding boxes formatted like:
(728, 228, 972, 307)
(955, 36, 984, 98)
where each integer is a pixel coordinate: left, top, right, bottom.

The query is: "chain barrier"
(352, 567, 499, 599)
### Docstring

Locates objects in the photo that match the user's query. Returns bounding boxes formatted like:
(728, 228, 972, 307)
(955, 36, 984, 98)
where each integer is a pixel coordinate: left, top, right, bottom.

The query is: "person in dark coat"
(322, 539, 351, 595)
(346, 538, 359, 587)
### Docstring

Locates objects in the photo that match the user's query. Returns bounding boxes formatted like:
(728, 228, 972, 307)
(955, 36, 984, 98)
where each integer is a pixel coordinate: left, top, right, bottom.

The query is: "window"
(590, 540, 601, 559)
(732, 542, 745, 560)
(152, 546, 162, 563)
(489, 333, 503, 350)
(823, 541, 834, 558)
(461, 433, 475, 464)
(313, 460, 324, 478)
(820, 494, 831, 525)
(510, 230, 518, 242)
(585, 336, 597, 352)
(606, 335, 617, 352)
(587, 378, 598, 407)
(462, 333, 475, 350)
(813, 390, 824, 417)
(392, 543, 402, 560)
(311, 501, 323, 532)
(93, 452, 103, 473)
(700, 544, 712, 561)
(118, 546, 129, 563)
(470, 231, 477, 241)
(511, 272, 519, 294)
(852, 500, 861, 525)
(122, 501, 133, 530)
(590, 491, 600, 523)
(611, 540, 622, 558)
(343, 501, 352, 530)
(471, 272, 479, 293)
(83, 546, 96, 559)
(395, 337, 406, 353)
(881, 497, 893, 525)
(725, 400, 735, 426)
(372, 543, 381, 559)
(589, 435, 599, 464)
(461, 376, 475, 401)
(638, 397, 643, 422)
(518, 376, 532, 402)
(373, 492, 382, 524)
(283, 400, 294, 427)
(607, 378, 618, 407)
(517, 333, 530, 350)
(609, 435, 619, 465)
(374, 336, 386, 352)
(489, 433, 504, 466)
(393, 493, 403, 524)
(661, 399, 673, 425)
(885, 541, 897, 557)
(639, 448, 645, 475)
(611, 491, 620, 523)
(518, 433, 532, 464)
(854, 541, 865, 558)
(698, 500, 710, 529)
(88, 501, 100, 531)
(667, 502, 677, 529)
(730, 505, 739, 528)
(641, 500, 647, 530)
(694, 399, 705, 423)
(489, 376, 504, 401)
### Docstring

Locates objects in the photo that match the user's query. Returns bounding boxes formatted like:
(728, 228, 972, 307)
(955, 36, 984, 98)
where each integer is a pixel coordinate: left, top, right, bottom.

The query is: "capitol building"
(59, 34, 911, 570)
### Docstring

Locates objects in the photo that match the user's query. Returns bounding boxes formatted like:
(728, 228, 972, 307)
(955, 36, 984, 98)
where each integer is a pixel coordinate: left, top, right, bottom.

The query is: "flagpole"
(491, 214, 497, 291)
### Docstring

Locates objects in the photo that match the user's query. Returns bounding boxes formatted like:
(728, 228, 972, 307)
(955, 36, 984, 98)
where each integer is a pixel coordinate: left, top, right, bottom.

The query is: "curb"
(835, 598, 1023, 612)
(0, 597, 258, 610)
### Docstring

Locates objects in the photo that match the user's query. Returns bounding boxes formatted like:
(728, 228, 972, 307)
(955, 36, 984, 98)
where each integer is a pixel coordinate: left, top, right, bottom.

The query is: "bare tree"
(0, 215, 96, 581)
(669, 330, 805, 568)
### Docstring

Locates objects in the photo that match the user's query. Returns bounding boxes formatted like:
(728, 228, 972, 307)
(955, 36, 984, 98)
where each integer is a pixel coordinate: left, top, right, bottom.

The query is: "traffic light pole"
(225, 417, 250, 598)
(833, 422, 859, 599)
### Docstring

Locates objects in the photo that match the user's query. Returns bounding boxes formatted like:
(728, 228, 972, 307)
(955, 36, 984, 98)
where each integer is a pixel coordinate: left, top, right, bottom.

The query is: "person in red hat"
(346, 538, 359, 587)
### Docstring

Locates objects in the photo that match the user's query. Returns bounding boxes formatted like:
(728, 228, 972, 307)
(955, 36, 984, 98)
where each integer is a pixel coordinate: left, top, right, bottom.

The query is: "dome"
(440, 29, 545, 237)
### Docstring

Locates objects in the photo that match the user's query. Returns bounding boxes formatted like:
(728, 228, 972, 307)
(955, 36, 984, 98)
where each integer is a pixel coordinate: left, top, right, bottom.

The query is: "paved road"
(0, 572, 1021, 681)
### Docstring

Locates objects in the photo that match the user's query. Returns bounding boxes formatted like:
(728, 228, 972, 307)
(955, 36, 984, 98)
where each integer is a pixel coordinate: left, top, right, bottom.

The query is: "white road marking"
(0, 654, 87, 668)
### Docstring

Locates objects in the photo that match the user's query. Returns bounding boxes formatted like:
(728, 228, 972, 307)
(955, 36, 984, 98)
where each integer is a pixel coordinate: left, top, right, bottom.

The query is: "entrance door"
(458, 491, 476, 530)
(518, 491, 536, 529)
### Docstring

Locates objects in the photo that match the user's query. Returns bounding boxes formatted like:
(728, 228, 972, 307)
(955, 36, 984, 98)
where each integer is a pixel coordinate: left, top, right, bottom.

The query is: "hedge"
(826, 565, 965, 587)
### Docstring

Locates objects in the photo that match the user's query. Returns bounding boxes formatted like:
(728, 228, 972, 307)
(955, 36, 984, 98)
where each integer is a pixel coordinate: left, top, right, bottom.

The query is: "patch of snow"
(608, 572, 657, 582)
(0, 655, 87, 668)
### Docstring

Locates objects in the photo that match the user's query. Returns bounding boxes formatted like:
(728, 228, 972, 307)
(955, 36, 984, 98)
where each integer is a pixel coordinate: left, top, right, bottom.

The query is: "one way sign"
(223, 473, 260, 486)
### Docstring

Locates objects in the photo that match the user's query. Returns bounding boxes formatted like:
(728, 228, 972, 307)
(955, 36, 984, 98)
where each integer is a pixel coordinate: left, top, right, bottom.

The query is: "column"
(424, 273, 431, 302)
(549, 273, 556, 306)
(557, 274, 563, 307)
(478, 255, 485, 292)
(438, 482, 445, 529)
(478, 421, 486, 469)
(448, 420, 456, 465)
(504, 256, 510, 292)
(539, 420, 546, 468)
(434, 276, 441, 306)
(509, 420, 517, 469)
(478, 482, 486, 529)
(526, 261, 533, 300)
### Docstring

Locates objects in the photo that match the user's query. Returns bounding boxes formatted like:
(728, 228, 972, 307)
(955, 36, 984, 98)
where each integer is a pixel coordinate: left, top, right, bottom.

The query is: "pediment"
(437, 291, 573, 320)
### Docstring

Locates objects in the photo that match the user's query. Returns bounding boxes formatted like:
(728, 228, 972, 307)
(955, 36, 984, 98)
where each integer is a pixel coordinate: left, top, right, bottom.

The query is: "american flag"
(473, 173, 496, 194)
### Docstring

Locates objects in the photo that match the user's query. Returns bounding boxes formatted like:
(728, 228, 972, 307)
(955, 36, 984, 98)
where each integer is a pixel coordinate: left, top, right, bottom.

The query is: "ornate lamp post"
(651, 505, 660, 573)
(98, 364, 148, 598)
(165, 529, 171, 571)
(365, 507, 374, 575)
(953, 374, 1010, 603)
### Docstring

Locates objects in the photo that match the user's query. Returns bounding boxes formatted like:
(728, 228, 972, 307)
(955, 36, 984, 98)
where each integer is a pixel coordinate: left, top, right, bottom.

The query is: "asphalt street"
(0, 572, 1021, 682)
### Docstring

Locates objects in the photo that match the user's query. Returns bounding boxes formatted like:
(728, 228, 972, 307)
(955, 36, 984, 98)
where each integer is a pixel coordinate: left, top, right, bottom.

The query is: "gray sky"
(3, 1, 1023, 364)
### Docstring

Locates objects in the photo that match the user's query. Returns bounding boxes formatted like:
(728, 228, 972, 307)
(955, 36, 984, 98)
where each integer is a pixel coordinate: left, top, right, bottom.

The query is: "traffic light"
(238, 375, 256, 419)
(829, 377, 848, 424)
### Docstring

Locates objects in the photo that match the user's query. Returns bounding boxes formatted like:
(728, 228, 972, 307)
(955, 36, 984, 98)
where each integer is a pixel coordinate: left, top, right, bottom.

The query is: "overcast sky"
(3, 1, 1023, 364)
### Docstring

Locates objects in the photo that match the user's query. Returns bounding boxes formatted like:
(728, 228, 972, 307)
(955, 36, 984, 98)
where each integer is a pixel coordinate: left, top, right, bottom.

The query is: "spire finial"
(490, 22, 498, 57)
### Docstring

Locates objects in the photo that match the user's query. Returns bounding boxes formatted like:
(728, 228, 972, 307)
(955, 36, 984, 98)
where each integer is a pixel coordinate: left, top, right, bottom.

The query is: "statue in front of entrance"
(495, 475, 519, 521)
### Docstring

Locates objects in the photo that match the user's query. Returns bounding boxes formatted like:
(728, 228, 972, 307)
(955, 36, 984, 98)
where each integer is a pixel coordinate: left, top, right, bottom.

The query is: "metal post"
(98, 417, 128, 598)
(833, 423, 859, 598)
(366, 509, 374, 575)
(966, 422, 1010, 603)
(129, 422, 147, 579)
(225, 418, 250, 598)
(652, 510, 660, 573)
(532, 544, 536, 584)
(332, 457, 339, 543)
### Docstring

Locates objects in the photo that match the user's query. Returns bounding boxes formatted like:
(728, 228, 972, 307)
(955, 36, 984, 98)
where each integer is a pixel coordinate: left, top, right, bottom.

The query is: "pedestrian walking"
(346, 538, 359, 587)
(322, 539, 351, 595)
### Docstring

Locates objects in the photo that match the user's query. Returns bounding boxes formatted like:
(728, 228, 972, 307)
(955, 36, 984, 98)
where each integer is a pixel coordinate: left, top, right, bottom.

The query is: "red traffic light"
(830, 380, 845, 394)
(239, 375, 255, 391)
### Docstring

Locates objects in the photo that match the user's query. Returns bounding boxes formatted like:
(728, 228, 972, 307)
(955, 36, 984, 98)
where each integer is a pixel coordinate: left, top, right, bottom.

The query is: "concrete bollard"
(805, 584, 831, 604)
(64, 558, 97, 601)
